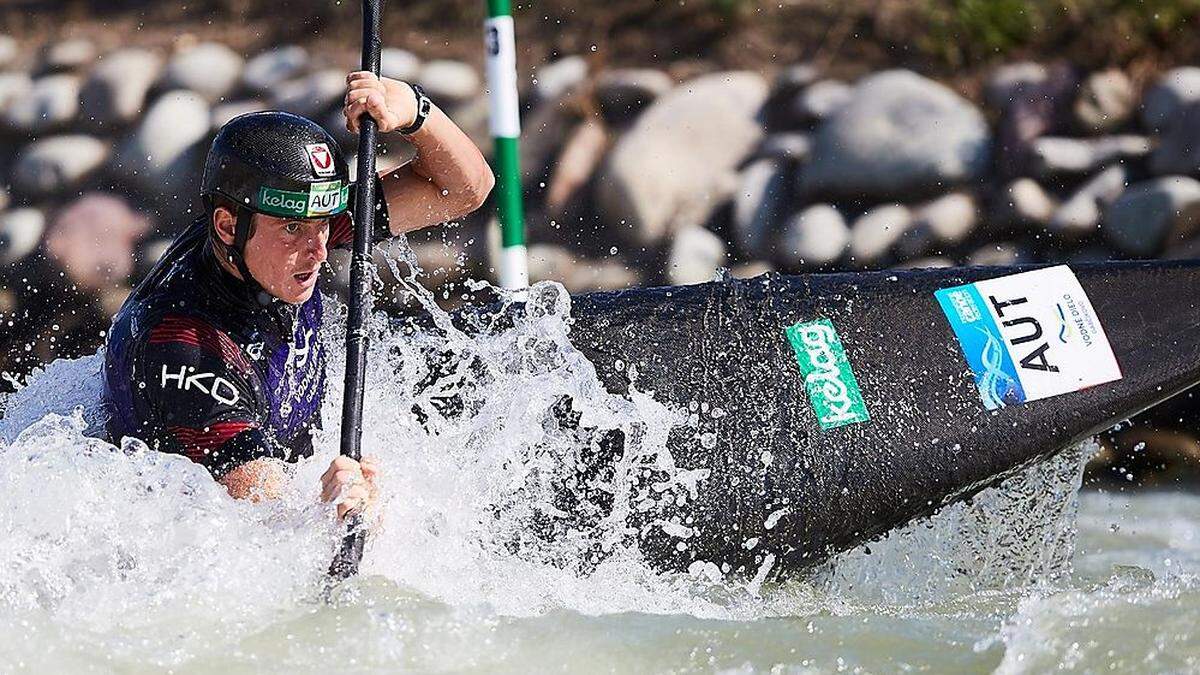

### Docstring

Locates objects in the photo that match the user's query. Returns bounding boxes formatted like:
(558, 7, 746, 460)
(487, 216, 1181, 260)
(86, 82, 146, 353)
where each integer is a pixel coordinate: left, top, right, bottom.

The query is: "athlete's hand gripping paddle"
(328, 0, 384, 581)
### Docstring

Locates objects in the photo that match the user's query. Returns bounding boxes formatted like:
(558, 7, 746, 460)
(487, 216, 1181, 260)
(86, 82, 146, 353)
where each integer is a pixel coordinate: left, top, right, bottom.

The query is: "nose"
(305, 228, 328, 264)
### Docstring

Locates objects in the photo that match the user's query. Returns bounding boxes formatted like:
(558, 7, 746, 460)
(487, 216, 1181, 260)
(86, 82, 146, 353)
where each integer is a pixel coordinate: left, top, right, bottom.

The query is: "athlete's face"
(244, 213, 330, 304)
(213, 207, 330, 304)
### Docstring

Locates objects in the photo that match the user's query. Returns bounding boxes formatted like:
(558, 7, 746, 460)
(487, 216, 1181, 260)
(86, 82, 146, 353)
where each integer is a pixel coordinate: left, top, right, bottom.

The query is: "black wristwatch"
(400, 82, 432, 135)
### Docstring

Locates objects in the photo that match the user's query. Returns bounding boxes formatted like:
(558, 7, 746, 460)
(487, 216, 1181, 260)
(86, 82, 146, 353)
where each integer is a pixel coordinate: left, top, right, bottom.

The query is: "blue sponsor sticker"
(936, 284, 1026, 409)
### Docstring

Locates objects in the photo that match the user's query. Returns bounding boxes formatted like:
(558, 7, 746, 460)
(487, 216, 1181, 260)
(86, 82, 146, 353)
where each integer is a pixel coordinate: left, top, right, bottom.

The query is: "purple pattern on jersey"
(264, 292, 327, 439)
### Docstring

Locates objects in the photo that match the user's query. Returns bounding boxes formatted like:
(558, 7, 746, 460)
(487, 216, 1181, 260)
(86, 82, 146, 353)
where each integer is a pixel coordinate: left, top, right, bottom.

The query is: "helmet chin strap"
(229, 205, 270, 303)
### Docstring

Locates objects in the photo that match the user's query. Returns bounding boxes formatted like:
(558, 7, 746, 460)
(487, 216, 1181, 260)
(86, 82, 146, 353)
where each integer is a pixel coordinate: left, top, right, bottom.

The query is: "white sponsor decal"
(941, 265, 1122, 407)
(306, 143, 335, 177)
(160, 365, 241, 406)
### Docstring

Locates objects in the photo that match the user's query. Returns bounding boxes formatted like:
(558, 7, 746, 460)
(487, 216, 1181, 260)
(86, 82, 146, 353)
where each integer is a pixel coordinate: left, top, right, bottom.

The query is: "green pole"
(484, 0, 528, 289)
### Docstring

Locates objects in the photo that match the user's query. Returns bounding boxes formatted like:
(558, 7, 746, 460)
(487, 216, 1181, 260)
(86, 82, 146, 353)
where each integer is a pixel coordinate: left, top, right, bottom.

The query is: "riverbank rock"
(594, 68, 673, 126)
(43, 38, 96, 72)
(1151, 101, 1200, 175)
(418, 60, 479, 106)
(4, 74, 80, 133)
(45, 194, 151, 292)
(1141, 67, 1200, 132)
(597, 71, 767, 246)
(778, 203, 849, 266)
(1030, 135, 1151, 177)
(380, 48, 421, 82)
(1050, 164, 1127, 236)
(668, 226, 726, 285)
(534, 56, 588, 102)
(0, 72, 32, 116)
(527, 244, 639, 292)
(273, 69, 345, 118)
(803, 70, 990, 200)
(898, 192, 978, 258)
(211, 99, 266, 130)
(545, 120, 608, 215)
(0, 36, 16, 69)
(1073, 69, 1135, 133)
(80, 48, 163, 127)
(1103, 176, 1200, 256)
(0, 208, 45, 265)
(754, 132, 811, 163)
(243, 46, 309, 94)
(984, 62, 1048, 109)
(849, 203, 913, 263)
(993, 178, 1056, 228)
(732, 158, 790, 258)
(163, 42, 244, 101)
(789, 79, 851, 125)
(12, 135, 110, 197)
(115, 90, 210, 199)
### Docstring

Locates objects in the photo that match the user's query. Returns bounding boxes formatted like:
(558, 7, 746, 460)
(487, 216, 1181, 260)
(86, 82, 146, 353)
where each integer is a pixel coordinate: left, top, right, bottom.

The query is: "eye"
(284, 221, 301, 234)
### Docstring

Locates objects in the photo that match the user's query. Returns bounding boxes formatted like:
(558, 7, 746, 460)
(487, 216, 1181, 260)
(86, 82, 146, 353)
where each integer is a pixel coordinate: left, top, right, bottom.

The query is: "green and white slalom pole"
(484, 0, 528, 290)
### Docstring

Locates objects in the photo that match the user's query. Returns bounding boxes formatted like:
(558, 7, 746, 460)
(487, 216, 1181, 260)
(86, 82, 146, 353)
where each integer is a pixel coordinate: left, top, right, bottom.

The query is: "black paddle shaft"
(328, 0, 384, 581)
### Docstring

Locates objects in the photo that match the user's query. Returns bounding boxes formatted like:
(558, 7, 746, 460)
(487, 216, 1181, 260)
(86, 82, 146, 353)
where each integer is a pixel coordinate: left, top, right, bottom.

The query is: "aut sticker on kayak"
(785, 318, 870, 430)
(935, 265, 1122, 410)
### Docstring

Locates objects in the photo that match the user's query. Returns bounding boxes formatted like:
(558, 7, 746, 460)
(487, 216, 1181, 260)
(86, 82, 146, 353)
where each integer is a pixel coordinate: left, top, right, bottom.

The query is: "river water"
(1, 268, 1197, 674)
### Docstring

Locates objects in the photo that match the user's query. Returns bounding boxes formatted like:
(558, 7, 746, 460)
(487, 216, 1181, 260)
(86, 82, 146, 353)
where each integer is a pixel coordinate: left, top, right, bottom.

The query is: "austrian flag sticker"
(306, 143, 335, 177)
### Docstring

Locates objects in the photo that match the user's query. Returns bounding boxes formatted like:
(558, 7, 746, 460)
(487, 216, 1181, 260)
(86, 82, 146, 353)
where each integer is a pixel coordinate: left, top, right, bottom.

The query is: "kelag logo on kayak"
(935, 265, 1122, 410)
(785, 318, 870, 430)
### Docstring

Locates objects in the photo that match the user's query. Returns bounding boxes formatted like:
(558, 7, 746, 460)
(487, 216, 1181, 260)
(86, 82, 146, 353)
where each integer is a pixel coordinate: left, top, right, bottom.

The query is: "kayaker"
(102, 72, 493, 518)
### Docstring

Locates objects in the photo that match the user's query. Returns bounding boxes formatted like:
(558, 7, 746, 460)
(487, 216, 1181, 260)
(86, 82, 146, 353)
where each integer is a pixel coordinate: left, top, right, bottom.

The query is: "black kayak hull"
(565, 261, 1200, 575)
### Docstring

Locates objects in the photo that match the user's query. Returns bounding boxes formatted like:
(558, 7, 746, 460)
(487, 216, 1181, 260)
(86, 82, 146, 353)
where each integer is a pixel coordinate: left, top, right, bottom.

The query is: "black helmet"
(203, 110, 352, 220)
(200, 110, 387, 292)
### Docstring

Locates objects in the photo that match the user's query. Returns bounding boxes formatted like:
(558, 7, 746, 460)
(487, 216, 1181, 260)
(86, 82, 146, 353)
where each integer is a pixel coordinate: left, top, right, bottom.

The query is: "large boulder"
(802, 70, 990, 200)
(1141, 67, 1200, 132)
(272, 69, 346, 118)
(114, 91, 211, 201)
(731, 158, 791, 258)
(12, 135, 110, 197)
(243, 46, 309, 94)
(3, 74, 80, 133)
(80, 48, 163, 127)
(1073, 69, 1135, 133)
(45, 193, 151, 292)
(594, 68, 673, 127)
(1104, 176, 1200, 256)
(0, 208, 46, 265)
(596, 71, 768, 246)
(417, 60, 479, 106)
(162, 42, 244, 102)
(777, 203, 849, 267)
(667, 226, 726, 285)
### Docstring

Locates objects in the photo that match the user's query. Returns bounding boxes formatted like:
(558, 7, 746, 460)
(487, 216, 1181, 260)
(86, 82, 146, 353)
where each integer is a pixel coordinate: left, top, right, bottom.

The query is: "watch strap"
(400, 82, 431, 135)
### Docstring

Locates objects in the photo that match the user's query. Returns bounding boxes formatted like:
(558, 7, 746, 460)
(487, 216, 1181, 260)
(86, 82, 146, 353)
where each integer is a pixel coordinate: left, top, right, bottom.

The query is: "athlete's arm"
(343, 72, 494, 235)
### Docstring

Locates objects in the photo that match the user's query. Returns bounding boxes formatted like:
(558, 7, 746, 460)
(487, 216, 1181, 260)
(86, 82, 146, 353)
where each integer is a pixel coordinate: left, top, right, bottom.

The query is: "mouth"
(293, 269, 318, 286)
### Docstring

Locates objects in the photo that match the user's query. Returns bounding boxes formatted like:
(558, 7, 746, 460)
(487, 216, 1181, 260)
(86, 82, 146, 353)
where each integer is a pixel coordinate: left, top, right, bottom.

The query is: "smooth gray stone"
(984, 61, 1048, 109)
(732, 158, 791, 258)
(668, 226, 727, 285)
(3, 74, 80, 133)
(803, 70, 990, 200)
(992, 178, 1057, 228)
(1141, 67, 1200, 132)
(0, 208, 46, 265)
(43, 38, 95, 72)
(1030, 135, 1151, 177)
(163, 42, 244, 102)
(115, 91, 211, 198)
(849, 203, 913, 263)
(778, 203, 849, 266)
(1104, 176, 1200, 256)
(789, 79, 851, 125)
(12, 135, 110, 196)
(1073, 68, 1135, 133)
(594, 68, 673, 126)
(243, 46, 309, 93)
(0, 35, 17, 69)
(417, 59, 480, 106)
(80, 48, 163, 126)
(272, 69, 346, 118)
(754, 132, 812, 163)
(1050, 164, 1128, 236)
(597, 71, 767, 246)
(534, 56, 588, 102)
(380, 47, 421, 82)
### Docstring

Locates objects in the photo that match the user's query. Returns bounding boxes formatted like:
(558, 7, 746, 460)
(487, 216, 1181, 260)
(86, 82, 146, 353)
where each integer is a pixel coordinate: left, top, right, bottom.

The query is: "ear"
(212, 206, 238, 247)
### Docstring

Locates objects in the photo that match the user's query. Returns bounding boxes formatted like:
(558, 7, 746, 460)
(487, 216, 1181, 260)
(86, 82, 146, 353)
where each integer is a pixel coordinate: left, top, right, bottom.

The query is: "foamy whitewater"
(1, 245, 1198, 672)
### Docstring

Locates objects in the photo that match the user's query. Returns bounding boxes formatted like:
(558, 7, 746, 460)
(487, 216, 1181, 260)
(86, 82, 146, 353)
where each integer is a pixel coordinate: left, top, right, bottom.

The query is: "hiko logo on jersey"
(257, 182, 348, 218)
(306, 143, 335, 177)
(161, 365, 240, 406)
(785, 318, 871, 430)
